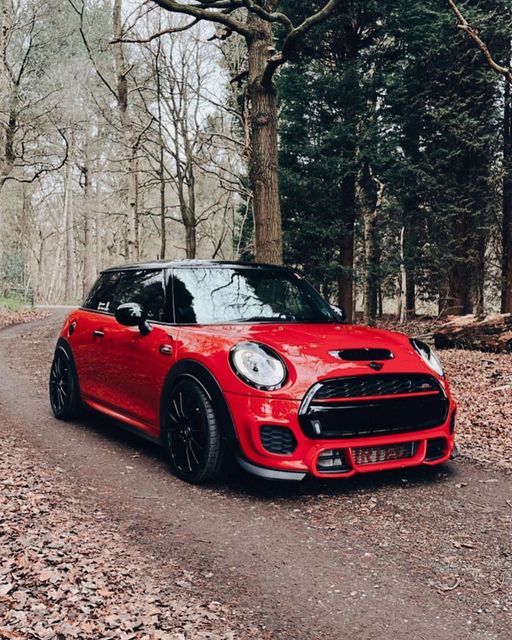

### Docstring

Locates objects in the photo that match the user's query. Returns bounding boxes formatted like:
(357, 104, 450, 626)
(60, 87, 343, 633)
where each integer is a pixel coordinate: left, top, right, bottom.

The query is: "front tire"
(49, 346, 82, 419)
(163, 378, 223, 484)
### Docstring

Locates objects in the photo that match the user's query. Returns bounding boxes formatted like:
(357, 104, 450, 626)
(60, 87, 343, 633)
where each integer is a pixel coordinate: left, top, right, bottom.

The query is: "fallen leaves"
(0, 434, 264, 639)
(0, 308, 48, 331)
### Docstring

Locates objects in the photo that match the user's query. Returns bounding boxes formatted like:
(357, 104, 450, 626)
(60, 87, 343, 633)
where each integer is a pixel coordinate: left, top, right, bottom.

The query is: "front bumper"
(225, 391, 456, 480)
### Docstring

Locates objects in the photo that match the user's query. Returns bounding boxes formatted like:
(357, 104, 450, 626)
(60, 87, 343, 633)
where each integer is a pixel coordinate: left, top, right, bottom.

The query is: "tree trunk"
(337, 172, 356, 322)
(362, 164, 384, 326)
(185, 223, 196, 259)
(246, 14, 282, 264)
(398, 226, 407, 323)
(82, 162, 96, 297)
(63, 151, 75, 303)
(113, 0, 139, 262)
(502, 73, 512, 312)
(433, 313, 512, 352)
(404, 221, 416, 318)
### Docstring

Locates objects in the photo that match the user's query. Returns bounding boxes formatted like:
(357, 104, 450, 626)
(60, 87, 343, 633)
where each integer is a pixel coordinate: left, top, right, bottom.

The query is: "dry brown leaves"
(0, 435, 263, 640)
(443, 349, 512, 468)
(0, 309, 48, 331)
(376, 317, 512, 468)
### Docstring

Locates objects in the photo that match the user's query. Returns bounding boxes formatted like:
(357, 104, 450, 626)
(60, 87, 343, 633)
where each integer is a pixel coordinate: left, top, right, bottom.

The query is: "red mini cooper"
(49, 260, 456, 483)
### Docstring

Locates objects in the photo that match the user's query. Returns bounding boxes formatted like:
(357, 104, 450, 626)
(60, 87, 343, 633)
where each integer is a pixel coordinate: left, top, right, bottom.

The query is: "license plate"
(353, 442, 415, 466)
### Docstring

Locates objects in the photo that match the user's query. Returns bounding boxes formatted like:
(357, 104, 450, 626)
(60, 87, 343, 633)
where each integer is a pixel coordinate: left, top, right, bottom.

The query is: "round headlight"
(410, 338, 444, 377)
(230, 342, 287, 390)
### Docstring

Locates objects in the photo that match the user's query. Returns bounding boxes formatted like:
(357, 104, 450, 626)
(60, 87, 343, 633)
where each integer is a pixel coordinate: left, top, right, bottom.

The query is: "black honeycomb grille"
(314, 374, 440, 400)
(260, 426, 297, 455)
(299, 374, 448, 439)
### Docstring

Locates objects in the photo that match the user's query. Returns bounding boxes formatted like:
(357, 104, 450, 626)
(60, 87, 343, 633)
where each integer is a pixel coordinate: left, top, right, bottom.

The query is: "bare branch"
(151, 0, 252, 38)
(261, 0, 342, 87)
(110, 18, 200, 44)
(67, 0, 118, 99)
(447, 0, 512, 84)
(2, 128, 69, 186)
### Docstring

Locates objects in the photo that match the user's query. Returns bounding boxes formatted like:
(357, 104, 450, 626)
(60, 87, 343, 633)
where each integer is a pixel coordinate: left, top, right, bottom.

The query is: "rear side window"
(109, 270, 166, 321)
(83, 271, 122, 312)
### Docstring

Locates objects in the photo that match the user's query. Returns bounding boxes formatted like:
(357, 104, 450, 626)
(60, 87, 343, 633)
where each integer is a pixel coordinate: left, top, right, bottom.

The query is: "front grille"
(260, 426, 297, 455)
(313, 374, 439, 400)
(299, 374, 448, 439)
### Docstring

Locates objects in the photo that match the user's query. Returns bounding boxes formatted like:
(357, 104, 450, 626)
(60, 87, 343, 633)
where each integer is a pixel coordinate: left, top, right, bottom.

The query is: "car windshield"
(171, 266, 337, 324)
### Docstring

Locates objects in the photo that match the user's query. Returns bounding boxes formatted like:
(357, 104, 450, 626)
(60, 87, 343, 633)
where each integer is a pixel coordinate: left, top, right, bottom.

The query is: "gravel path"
(0, 313, 511, 639)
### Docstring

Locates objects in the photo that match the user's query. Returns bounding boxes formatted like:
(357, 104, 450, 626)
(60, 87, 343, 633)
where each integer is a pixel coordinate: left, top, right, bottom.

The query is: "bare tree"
(131, 0, 343, 265)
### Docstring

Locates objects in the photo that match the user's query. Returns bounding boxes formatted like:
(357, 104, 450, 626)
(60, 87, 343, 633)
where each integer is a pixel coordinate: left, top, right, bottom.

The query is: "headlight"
(410, 338, 444, 377)
(230, 342, 287, 390)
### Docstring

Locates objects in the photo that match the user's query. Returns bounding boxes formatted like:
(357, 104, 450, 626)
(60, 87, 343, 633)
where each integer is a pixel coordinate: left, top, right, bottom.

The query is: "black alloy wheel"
(164, 378, 223, 484)
(49, 347, 81, 419)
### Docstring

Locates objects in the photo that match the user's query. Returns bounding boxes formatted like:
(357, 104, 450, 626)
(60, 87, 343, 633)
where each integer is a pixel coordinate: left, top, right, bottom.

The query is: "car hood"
(177, 322, 444, 400)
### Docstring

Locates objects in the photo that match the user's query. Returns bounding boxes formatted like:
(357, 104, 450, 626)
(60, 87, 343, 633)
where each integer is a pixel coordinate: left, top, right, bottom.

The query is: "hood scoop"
(330, 348, 394, 361)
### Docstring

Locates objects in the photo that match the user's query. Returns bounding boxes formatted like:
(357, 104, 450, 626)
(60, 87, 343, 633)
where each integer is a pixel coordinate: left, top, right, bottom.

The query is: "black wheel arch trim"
(54, 337, 81, 387)
(160, 359, 238, 445)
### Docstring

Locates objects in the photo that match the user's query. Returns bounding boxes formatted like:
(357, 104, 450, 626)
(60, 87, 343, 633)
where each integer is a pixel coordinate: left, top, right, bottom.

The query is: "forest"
(0, 0, 511, 325)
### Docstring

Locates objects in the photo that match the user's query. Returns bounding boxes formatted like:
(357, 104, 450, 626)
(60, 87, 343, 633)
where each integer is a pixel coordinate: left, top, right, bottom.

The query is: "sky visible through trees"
(0, 0, 511, 323)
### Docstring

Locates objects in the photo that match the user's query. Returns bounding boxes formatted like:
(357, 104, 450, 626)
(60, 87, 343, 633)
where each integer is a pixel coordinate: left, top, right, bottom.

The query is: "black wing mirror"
(330, 304, 347, 322)
(115, 302, 152, 336)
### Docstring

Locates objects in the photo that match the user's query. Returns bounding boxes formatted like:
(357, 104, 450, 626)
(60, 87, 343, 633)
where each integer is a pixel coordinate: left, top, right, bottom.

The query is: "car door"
(92, 268, 177, 435)
(71, 269, 123, 404)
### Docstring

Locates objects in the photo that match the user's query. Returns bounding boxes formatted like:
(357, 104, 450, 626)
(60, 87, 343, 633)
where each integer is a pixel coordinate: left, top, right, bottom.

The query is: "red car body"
(51, 260, 456, 482)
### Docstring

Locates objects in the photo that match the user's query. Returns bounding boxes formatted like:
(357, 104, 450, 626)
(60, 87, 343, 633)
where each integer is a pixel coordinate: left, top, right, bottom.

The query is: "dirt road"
(0, 312, 511, 639)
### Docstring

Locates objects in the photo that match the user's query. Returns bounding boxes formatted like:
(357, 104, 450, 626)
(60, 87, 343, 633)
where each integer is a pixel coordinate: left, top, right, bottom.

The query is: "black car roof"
(101, 259, 295, 273)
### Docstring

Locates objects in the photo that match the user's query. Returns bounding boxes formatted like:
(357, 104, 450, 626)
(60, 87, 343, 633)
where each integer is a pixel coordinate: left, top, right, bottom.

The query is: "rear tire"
(49, 346, 82, 419)
(163, 378, 223, 484)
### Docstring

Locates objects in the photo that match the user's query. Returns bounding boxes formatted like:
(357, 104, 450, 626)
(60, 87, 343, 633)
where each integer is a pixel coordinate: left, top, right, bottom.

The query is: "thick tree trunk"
(113, 0, 139, 262)
(246, 14, 282, 265)
(502, 76, 512, 312)
(447, 260, 471, 315)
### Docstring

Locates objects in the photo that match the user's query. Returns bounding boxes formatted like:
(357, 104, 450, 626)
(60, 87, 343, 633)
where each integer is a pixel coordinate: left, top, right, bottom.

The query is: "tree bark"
(404, 222, 416, 318)
(63, 149, 76, 303)
(337, 172, 356, 322)
(362, 165, 384, 326)
(82, 161, 96, 297)
(502, 72, 512, 312)
(113, 0, 139, 262)
(246, 12, 282, 264)
(398, 226, 407, 323)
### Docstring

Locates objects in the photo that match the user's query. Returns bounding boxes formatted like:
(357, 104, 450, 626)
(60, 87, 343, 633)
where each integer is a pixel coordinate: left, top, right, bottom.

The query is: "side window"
(110, 270, 166, 321)
(83, 272, 122, 312)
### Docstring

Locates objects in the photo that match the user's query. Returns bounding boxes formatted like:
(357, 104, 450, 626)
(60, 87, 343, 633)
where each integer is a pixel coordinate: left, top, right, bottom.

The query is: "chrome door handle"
(92, 330, 105, 337)
(160, 344, 173, 355)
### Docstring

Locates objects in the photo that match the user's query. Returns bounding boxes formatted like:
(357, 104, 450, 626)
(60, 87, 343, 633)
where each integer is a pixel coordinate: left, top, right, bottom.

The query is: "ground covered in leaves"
(0, 432, 264, 640)
(376, 317, 512, 469)
(0, 311, 511, 639)
(443, 349, 512, 468)
(0, 308, 47, 331)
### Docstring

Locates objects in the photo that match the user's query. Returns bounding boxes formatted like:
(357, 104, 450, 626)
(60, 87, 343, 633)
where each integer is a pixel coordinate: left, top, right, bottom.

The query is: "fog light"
(317, 449, 350, 473)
